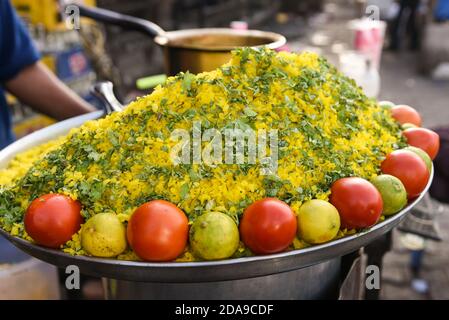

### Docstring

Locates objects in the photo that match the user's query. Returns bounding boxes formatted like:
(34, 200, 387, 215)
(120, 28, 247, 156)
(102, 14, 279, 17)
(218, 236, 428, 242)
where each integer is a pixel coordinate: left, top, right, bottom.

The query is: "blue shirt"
(435, 0, 449, 20)
(0, 0, 40, 149)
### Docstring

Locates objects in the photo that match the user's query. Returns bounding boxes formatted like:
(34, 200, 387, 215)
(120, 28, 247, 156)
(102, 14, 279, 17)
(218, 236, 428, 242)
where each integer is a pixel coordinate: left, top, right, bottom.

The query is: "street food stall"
(0, 3, 439, 300)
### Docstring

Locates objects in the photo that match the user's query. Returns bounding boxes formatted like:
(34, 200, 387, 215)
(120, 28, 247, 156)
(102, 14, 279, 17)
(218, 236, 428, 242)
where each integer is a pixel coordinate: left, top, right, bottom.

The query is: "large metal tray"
(0, 112, 432, 283)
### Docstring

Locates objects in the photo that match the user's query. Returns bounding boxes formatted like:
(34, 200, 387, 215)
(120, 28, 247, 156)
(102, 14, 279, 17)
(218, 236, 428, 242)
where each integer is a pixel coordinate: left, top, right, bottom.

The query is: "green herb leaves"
(181, 71, 196, 97)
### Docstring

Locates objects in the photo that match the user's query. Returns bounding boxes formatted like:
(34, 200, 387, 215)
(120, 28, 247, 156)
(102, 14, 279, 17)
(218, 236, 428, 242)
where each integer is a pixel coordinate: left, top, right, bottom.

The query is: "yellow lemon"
(190, 212, 239, 260)
(297, 200, 340, 244)
(371, 174, 407, 215)
(402, 123, 418, 130)
(404, 146, 432, 172)
(81, 213, 127, 258)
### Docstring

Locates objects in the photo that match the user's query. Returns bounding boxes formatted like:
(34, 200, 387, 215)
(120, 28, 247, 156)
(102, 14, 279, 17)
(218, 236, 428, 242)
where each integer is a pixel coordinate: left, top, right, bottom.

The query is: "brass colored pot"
(77, 5, 286, 75)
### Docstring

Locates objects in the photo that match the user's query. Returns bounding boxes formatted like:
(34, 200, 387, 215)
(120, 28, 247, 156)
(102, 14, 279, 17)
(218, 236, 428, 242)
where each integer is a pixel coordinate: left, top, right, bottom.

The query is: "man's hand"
(5, 61, 96, 120)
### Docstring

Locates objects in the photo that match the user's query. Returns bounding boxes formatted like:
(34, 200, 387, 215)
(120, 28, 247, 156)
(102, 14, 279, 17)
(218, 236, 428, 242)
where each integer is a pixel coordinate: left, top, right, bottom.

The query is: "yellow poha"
(0, 48, 404, 260)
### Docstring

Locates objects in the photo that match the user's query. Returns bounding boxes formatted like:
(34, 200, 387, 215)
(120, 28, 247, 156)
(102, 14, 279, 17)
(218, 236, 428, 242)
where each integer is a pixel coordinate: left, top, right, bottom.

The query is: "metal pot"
(102, 258, 342, 300)
(0, 84, 433, 299)
(0, 104, 433, 299)
(75, 4, 286, 75)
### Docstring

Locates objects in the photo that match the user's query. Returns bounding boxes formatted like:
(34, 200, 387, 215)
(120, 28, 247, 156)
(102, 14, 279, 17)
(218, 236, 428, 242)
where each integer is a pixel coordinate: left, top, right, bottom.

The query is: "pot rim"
(154, 28, 287, 52)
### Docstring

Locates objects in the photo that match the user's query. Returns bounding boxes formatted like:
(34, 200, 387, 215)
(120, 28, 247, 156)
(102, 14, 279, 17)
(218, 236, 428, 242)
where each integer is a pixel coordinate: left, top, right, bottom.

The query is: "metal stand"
(102, 258, 341, 300)
(364, 232, 392, 300)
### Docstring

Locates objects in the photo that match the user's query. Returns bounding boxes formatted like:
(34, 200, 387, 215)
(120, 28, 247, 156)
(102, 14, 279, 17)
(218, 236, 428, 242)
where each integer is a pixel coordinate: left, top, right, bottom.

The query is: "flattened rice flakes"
(0, 48, 404, 258)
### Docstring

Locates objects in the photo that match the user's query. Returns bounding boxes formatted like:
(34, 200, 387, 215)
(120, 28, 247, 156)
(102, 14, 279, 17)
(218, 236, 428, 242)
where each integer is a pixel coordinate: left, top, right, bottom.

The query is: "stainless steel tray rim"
(0, 185, 427, 268)
(0, 112, 433, 282)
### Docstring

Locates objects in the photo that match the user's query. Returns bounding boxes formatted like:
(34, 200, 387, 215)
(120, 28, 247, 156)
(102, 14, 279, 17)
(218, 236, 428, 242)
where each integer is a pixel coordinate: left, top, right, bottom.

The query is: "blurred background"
(1, 0, 448, 300)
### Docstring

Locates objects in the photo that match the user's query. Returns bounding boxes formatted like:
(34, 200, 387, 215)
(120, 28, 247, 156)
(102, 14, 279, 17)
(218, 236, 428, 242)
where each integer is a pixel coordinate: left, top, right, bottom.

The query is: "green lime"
(402, 123, 418, 130)
(379, 100, 395, 110)
(297, 200, 340, 244)
(404, 146, 432, 172)
(81, 213, 127, 258)
(190, 212, 239, 260)
(371, 175, 407, 215)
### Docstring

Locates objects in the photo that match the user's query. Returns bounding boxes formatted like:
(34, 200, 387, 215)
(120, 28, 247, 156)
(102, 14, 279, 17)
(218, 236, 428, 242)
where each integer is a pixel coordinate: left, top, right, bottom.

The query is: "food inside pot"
(167, 33, 278, 50)
(0, 48, 411, 262)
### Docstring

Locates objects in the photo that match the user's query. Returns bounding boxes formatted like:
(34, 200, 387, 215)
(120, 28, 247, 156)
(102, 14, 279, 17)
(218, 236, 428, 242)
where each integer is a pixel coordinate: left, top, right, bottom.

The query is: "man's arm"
(5, 61, 96, 120)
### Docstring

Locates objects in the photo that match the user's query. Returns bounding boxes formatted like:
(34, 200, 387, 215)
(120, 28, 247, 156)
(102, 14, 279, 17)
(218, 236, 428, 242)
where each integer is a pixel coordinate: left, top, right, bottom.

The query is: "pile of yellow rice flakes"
(0, 48, 404, 261)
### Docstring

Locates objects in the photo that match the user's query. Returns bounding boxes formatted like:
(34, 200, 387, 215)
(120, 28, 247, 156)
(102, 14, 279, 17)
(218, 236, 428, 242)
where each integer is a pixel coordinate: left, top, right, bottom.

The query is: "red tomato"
(330, 177, 383, 229)
(127, 200, 188, 261)
(24, 194, 82, 248)
(403, 127, 440, 160)
(381, 150, 430, 199)
(391, 105, 422, 127)
(239, 198, 297, 254)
